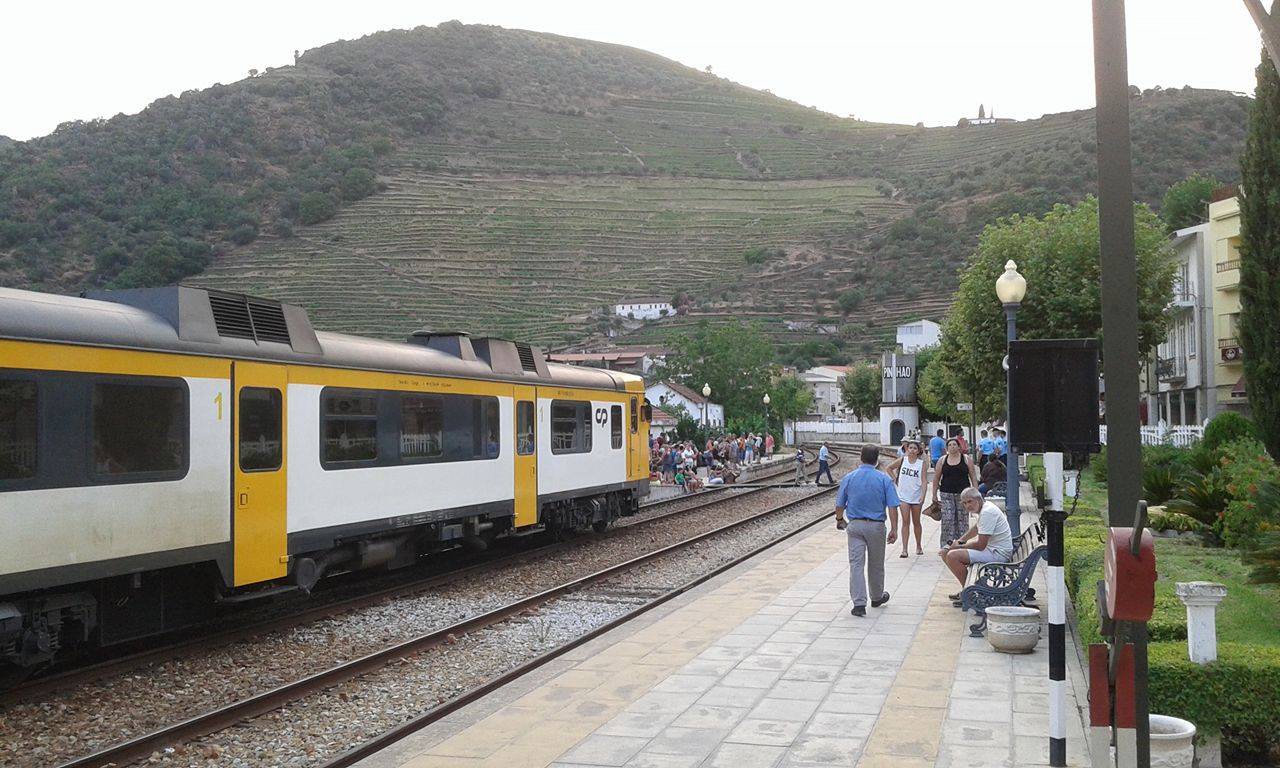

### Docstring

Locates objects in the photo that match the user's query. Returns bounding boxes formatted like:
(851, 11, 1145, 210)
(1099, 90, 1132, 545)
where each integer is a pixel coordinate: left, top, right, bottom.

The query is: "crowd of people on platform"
(649, 432, 775, 493)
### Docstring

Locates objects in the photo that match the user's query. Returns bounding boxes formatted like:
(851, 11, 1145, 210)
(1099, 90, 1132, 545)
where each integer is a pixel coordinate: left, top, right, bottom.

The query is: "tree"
(840, 363, 881, 421)
(652, 320, 776, 421)
(930, 198, 1175, 420)
(1240, 47, 1280, 459)
(837, 288, 864, 315)
(766, 374, 813, 431)
(1160, 173, 1219, 232)
(298, 192, 337, 225)
(339, 167, 378, 201)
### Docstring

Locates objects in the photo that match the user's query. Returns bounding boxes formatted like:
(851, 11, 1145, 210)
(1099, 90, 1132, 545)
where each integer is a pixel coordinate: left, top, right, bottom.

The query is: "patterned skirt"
(939, 491, 967, 546)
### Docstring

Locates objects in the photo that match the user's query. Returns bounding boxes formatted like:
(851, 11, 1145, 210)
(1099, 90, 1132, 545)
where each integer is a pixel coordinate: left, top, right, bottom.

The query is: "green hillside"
(0, 22, 1252, 358)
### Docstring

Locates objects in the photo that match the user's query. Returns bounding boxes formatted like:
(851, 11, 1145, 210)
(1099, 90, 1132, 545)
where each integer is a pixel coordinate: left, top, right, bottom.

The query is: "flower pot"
(1149, 714, 1196, 768)
(985, 606, 1041, 653)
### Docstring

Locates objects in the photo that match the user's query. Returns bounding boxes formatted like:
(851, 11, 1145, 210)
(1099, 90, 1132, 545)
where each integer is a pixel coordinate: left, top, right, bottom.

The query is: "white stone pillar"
(1174, 581, 1227, 664)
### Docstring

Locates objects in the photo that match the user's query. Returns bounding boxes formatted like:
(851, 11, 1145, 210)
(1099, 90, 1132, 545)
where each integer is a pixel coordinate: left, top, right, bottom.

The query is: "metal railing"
(1216, 258, 1242, 273)
(1155, 357, 1187, 381)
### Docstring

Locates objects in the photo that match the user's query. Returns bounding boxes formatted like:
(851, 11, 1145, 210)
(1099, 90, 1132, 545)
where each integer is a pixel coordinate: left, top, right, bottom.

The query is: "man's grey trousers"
(845, 519, 886, 607)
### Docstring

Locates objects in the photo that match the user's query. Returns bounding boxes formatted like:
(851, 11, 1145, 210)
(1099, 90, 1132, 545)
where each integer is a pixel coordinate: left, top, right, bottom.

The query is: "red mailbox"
(1104, 527, 1157, 622)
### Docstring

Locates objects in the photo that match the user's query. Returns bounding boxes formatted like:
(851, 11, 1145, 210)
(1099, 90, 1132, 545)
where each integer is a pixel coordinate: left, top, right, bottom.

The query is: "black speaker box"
(1008, 338, 1101, 454)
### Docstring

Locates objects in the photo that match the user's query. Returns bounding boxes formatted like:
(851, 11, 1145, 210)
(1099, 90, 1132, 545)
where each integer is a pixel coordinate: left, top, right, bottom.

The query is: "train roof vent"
(247, 298, 291, 345)
(209, 292, 256, 340)
(208, 291, 292, 345)
(516, 342, 539, 373)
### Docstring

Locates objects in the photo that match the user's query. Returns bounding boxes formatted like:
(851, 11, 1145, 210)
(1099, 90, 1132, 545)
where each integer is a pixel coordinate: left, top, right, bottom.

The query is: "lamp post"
(701, 383, 711, 429)
(763, 393, 771, 433)
(996, 259, 1027, 540)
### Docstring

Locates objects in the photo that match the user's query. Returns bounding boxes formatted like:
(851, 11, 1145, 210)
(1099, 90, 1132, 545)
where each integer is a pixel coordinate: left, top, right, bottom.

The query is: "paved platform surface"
(355, 513, 1089, 768)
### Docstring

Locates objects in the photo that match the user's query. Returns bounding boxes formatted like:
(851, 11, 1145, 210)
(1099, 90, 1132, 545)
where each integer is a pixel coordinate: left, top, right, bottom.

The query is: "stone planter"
(985, 606, 1041, 653)
(1149, 714, 1196, 768)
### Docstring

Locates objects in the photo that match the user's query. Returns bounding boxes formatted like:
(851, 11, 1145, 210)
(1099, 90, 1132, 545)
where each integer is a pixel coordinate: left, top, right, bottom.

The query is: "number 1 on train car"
(232, 361, 288, 585)
(513, 385, 538, 528)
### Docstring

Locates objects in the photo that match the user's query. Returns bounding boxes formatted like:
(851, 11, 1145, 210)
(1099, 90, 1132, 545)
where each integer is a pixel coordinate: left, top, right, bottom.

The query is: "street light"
(762, 392, 771, 434)
(995, 260, 1027, 540)
(702, 383, 711, 429)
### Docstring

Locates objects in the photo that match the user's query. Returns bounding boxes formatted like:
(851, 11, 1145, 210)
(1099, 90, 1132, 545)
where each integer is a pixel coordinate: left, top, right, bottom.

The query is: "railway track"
(50, 471, 842, 768)
(2, 452, 822, 709)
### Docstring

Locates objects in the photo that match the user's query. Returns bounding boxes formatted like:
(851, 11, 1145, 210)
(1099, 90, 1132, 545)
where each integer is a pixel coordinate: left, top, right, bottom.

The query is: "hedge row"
(1063, 510, 1280, 757)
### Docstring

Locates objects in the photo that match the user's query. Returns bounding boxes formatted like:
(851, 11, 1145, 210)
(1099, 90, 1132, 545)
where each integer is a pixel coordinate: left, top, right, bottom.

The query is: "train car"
(0, 286, 650, 673)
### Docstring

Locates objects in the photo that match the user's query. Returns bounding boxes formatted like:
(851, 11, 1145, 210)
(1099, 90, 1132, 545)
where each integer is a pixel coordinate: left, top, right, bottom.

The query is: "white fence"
(793, 421, 880, 444)
(1099, 424, 1204, 448)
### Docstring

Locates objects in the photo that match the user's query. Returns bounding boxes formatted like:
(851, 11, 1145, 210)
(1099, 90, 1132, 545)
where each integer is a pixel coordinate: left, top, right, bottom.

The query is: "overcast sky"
(1, 1, 1266, 141)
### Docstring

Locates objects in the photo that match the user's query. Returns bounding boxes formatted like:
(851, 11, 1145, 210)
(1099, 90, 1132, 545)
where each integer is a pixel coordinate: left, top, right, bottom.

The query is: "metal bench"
(957, 518, 1047, 637)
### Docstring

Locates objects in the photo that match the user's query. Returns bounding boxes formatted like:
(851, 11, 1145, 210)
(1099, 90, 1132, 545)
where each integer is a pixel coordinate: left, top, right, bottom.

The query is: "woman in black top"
(928, 437, 980, 547)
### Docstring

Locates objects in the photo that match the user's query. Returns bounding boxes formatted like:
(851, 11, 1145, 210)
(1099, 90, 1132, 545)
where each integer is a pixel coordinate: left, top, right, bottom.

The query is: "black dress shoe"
(871, 592, 891, 608)
(850, 605, 866, 617)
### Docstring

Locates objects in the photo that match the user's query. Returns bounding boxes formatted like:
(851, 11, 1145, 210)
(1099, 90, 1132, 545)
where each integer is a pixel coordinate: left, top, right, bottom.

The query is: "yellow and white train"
(0, 286, 650, 672)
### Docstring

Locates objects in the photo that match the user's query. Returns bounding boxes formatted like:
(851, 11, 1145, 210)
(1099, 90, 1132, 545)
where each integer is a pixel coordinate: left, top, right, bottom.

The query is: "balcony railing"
(1219, 337, 1243, 363)
(1156, 357, 1187, 381)
(1217, 258, 1242, 273)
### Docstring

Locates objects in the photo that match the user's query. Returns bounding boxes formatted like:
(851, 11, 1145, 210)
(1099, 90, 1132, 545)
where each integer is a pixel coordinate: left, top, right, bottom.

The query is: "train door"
(232, 361, 288, 586)
(628, 395, 642, 479)
(513, 385, 538, 527)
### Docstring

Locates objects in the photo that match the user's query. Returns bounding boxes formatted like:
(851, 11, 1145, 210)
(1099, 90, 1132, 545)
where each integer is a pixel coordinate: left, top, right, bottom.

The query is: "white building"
(614, 301, 675, 321)
(1145, 223, 1215, 426)
(645, 381, 725, 428)
(896, 319, 941, 353)
(799, 365, 852, 420)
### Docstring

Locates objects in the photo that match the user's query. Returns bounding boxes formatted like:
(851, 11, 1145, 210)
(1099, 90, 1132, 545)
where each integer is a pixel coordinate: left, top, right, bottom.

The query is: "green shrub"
(298, 192, 337, 225)
(1149, 642, 1280, 758)
(1218, 438, 1280, 548)
(1143, 443, 1192, 474)
(1089, 446, 1108, 485)
(1143, 464, 1179, 505)
(1148, 509, 1206, 534)
(1203, 411, 1261, 452)
(1165, 469, 1230, 530)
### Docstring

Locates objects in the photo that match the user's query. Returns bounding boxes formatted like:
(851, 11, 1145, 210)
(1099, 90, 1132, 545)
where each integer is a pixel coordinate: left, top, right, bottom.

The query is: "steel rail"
(52, 462, 841, 768)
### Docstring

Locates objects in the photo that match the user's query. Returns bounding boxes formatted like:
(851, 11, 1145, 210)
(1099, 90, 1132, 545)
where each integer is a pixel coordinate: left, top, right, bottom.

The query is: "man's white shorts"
(968, 548, 1011, 564)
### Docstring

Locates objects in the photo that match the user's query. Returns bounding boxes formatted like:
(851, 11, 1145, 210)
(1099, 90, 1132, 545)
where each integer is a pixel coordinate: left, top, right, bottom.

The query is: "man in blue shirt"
(978, 430, 996, 465)
(929, 429, 946, 463)
(835, 445, 900, 616)
(816, 442, 834, 485)
(993, 429, 1008, 458)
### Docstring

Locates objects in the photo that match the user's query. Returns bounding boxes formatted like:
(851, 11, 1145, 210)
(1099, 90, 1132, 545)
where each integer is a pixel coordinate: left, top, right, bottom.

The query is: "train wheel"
(592, 519, 610, 533)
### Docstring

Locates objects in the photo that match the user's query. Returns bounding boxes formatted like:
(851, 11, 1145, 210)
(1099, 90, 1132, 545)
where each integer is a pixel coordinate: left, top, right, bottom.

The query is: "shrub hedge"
(1148, 642, 1280, 758)
(1063, 504, 1280, 757)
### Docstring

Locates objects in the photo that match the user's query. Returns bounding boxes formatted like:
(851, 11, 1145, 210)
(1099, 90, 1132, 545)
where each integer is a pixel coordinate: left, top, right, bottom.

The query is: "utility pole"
(1092, 1, 1149, 764)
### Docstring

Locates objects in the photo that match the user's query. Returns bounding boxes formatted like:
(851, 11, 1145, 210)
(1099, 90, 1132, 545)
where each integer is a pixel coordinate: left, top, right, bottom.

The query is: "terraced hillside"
(2, 22, 1251, 358)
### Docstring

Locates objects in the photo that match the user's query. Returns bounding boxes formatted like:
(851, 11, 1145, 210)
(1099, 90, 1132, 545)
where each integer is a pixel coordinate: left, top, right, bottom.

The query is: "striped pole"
(1043, 451, 1068, 766)
(1088, 644, 1112, 767)
(1114, 641, 1138, 767)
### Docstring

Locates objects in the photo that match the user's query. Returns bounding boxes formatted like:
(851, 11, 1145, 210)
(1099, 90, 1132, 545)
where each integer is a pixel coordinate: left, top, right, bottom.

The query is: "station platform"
(355, 514, 1090, 768)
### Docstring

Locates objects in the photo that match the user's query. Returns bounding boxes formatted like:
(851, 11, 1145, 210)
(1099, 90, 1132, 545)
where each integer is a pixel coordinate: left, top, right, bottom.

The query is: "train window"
(551, 400, 592, 454)
(400, 395, 443, 460)
(474, 398, 500, 459)
(239, 388, 282, 472)
(611, 405, 623, 449)
(630, 397, 638, 434)
(91, 382, 186, 476)
(322, 391, 378, 463)
(0, 379, 37, 480)
(516, 401, 534, 455)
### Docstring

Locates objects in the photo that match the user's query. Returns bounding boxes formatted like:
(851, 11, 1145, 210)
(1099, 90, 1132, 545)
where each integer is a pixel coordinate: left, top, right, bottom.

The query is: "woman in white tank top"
(885, 440, 926, 557)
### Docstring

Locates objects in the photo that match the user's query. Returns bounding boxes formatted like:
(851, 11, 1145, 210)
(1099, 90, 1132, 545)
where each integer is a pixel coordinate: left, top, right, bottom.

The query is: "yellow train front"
(0, 286, 650, 675)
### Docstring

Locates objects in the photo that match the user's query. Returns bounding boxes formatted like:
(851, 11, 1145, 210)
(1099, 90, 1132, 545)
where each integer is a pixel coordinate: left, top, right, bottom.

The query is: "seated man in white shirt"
(938, 486, 1015, 596)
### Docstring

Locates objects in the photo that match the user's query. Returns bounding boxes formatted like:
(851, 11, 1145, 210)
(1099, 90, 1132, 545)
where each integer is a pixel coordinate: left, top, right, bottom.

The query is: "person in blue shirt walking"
(834, 445, 899, 616)
(929, 429, 946, 464)
(978, 430, 996, 466)
(993, 428, 1008, 459)
(816, 442, 834, 485)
